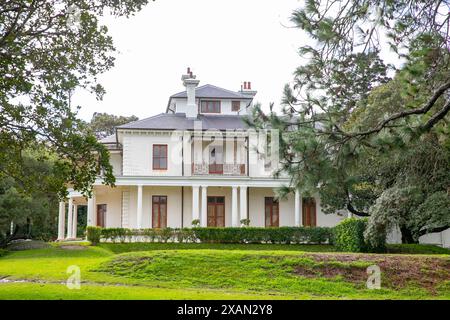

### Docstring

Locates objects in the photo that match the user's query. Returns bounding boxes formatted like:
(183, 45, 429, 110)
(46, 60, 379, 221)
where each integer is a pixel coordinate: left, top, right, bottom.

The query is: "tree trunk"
(399, 225, 417, 244)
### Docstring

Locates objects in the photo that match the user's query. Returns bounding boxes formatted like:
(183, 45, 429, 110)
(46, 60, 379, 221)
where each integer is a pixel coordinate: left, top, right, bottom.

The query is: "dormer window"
(201, 100, 221, 113)
(232, 101, 240, 111)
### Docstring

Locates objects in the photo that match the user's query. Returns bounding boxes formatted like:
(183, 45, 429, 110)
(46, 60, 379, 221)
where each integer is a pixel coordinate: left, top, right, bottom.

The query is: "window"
(207, 196, 225, 227)
(265, 197, 279, 227)
(153, 144, 167, 170)
(96, 204, 106, 227)
(152, 196, 167, 228)
(201, 100, 221, 113)
(232, 101, 240, 111)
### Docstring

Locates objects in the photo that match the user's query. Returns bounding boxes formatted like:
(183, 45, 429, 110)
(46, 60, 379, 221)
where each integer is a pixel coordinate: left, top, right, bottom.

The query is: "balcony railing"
(192, 163, 246, 176)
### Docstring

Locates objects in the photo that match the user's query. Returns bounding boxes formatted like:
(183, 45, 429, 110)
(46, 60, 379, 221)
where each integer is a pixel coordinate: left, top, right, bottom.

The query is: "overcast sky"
(72, 0, 306, 121)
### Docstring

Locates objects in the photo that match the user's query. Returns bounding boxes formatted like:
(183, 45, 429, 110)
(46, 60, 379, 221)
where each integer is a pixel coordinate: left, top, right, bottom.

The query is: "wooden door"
(302, 197, 316, 227)
(96, 204, 106, 227)
(265, 197, 279, 227)
(152, 196, 167, 228)
(207, 196, 225, 227)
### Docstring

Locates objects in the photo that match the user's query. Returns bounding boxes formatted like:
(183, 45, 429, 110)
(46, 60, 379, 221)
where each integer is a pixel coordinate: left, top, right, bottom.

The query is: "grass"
(387, 244, 450, 255)
(0, 242, 448, 300)
(0, 283, 297, 300)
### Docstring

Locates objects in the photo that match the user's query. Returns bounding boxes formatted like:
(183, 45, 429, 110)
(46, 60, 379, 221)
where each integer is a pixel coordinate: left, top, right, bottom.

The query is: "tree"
(0, 0, 151, 198)
(88, 112, 138, 139)
(0, 154, 60, 247)
(247, 0, 450, 242)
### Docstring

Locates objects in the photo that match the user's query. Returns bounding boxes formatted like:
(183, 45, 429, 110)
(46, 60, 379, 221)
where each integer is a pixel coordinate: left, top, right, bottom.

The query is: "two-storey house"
(57, 69, 345, 240)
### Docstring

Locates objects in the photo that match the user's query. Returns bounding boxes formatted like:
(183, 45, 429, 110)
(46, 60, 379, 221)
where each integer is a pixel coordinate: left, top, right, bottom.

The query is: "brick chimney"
(239, 81, 257, 98)
(182, 67, 200, 118)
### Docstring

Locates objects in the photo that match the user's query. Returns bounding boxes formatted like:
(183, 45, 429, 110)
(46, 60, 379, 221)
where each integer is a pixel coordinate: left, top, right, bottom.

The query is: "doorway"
(302, 198, 316, 227)
(207, 196, 225, 227)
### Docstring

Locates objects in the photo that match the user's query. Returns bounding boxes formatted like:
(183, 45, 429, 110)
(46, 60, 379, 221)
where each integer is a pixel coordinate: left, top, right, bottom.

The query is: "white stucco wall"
(315, 196, 346, 227)
(419, 228, 450, 248)
(95, 187, 123, 228)
(122, 132, 183, 176)
(248, 188, 343, 227)
(109, 152, 122, 176)
(173, 97, 250, 116)
(126, 186, 183, 228)
(94, 186, 346, 229)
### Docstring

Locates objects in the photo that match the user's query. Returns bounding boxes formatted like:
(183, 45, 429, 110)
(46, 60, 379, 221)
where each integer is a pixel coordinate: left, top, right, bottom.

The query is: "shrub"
(334, 218, 385, 253)
(159, 228, 173, 243)
(240, 219, 250, 227)
(142, 228, 156, 242)
(192, 227, 333, 244)
(86, 226, 102, 245)
(191, 219, 200, 227)
(0, 249, 8, 257)
(90, 226, 334, 245)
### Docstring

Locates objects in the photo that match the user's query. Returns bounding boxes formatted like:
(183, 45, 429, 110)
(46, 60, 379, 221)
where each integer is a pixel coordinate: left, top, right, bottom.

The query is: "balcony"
(192, 163, 246, 176)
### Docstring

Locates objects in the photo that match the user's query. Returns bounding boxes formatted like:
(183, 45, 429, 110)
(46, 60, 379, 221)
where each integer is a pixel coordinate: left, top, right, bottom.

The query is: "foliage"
(94, 227, 334, 245)
(386, 244, 450, 255)
(334, 218, 385, 253)
(88, 112, 138, 139)
(0, 0, 152, 197)
(240, 219, 250, 226)
(365, 186, 424, 246)
(99, 242, 335, 254)
(86, 226, 102, 245)
(0, 155, 60, 247)
(191, 219, 200, 227)
(0, 249, 8, 257)
(246, 1, 450, 243)
(410, 192, 450, 240)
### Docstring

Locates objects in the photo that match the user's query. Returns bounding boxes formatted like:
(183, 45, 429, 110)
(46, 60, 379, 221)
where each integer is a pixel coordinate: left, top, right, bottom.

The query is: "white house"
(57, 69, 346, 240)
(56, 69, 449, 248)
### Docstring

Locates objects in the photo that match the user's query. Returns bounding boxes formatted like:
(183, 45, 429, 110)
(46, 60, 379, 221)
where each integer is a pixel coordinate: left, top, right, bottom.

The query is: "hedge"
(86, 226, 334, 245)
(333, 218, 385, 253)
(86, 226, 102, 245)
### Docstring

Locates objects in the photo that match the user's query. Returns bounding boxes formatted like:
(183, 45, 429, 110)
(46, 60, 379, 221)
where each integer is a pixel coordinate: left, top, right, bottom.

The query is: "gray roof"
(99, 134, 116, 143)
(170, 84, 251, 99)
(116, 113, 248, 131)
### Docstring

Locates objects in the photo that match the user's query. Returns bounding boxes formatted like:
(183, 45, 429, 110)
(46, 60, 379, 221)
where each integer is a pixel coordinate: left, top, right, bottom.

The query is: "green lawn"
(0, 242, 448, 300)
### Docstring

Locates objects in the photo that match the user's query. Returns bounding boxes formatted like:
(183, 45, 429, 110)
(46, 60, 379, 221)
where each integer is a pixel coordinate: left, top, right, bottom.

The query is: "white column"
(72, 204, 78, 239)
(87, 193, 96, 227)
(295, 189, 301, 227)
(67, 197, 73, 239)
(201, 186, 208, 227)
(137, 185, 143, 229)
(57, 201, 65, 240)
(192, 185, 200, 224)
(232, 186, 239, 227)
(239, 186, 248, 226)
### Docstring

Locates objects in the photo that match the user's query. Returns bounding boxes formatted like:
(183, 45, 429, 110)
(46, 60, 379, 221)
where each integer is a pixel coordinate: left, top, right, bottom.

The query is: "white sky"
(72, 0, 306, 121)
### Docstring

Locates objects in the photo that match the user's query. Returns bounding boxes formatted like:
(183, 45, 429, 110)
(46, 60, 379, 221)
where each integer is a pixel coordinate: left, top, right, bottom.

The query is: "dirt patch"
(292, 253, 450, 293)
(59, 245, 87, 250)
(293, 264, 367, 284)
(7, 240, 50, 251)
